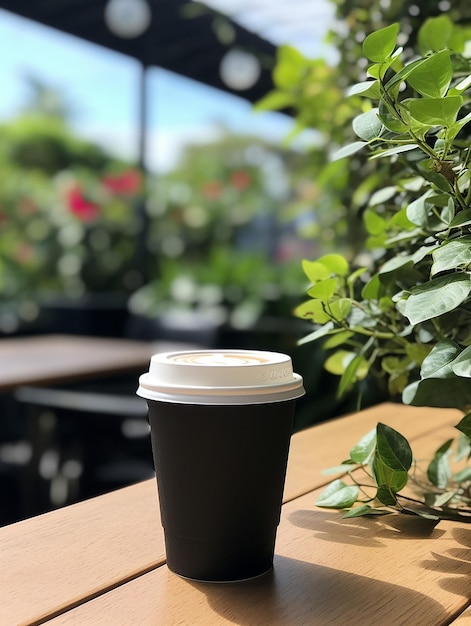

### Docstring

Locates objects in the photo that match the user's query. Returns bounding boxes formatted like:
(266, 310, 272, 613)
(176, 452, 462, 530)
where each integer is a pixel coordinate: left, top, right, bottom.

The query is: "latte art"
(138, 349, 305, 405)
(172, 352, 270, 366)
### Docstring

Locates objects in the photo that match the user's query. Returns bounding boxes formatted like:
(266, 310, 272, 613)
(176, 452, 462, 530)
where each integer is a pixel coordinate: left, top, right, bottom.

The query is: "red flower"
(230, 171, 251, 191)
(101, 170, 142, 195)
(67, 185, 100, 221)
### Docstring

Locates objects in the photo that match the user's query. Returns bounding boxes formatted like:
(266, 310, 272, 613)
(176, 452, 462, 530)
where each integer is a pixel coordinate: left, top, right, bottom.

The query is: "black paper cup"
(137, 350, 305, 582)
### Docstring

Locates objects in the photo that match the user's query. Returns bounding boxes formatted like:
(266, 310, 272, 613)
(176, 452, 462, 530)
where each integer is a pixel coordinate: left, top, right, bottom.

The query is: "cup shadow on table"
(188, 554, 448, 626)
(290, 509, 471, 602)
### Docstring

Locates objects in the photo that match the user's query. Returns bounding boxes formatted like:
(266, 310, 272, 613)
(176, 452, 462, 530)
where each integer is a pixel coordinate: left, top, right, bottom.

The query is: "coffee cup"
(137, 349, 305, 582)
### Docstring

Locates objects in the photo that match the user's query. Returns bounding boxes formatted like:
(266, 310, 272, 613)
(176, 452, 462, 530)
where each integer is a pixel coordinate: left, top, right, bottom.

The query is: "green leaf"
(420, 339, 461, 379)
(364, 209, 387, 235)
(406, 191, 439, 230)
(403, 378, 471, 412)
(369, 144, 418, 160)
(418, 15, 454, 54)
(343, 504, 391, 518)
(352, 109, 383, 141)
(363, 23, 399, 63)
(375, 482, 401, 506)
(455, 413, 471, 440)
(431, 237, 471, 276)
(301, 259, 331, 282)
(362, 273, 381, 300)
(346, 267, 368, 289)
(329, 298, 352, 321)
(368, 186, 397, 207)
(448, 112, 471, 142)
(325, 350, 356, 375)
(376, 422, 413, 472)
(297, 322, 335, 346)
(316, 479, 359, 509)
(367, 63, 382, 79)
(253, 90, 294, 112)
(408, 96, 463, 127)
(378, 97, 409, 133)
(331, 141, 368, 161)
(453, 467, 471, 482)
(293, 300, 330, 324)
(273, 45, 308, 88)
(384, 56, 434, 91)
(379, 255, 413, 275)
(338, 353, 369, 397)
(318, 254, 350, 276)
(372, 454, 409, 505)
(323, 330, 354, 349)
(455, 432, 471, 462)
(451, 346, 471, 378)
(400, 507, 440, 523)
(404, 274, 471, 325)
(457, 170, 471, 194)
(427, 439, 453, 488)
(350, 428, 376, 464)
(406, 50, 452, 98)
(307, 278, 338, 301)
(321, 463, 357, 475)
(347, 80, 381, 98)
(405, 342, 432, 365)
(452, 75, 471, 95)
(426, 491, 457, 507)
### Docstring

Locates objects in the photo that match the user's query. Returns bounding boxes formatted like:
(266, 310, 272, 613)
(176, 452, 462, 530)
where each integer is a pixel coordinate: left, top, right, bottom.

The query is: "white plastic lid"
(137, 349, 305, 405)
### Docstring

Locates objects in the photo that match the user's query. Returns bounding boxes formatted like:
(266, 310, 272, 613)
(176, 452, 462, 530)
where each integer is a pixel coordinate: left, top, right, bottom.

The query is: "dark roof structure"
(0, 0, 278, 104)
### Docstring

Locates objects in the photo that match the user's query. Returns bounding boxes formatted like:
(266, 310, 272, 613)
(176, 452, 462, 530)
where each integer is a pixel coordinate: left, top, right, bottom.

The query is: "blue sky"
(0, 6, 331, 172)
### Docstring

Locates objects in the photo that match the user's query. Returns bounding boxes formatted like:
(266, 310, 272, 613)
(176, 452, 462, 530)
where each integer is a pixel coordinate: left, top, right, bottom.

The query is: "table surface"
(0, 334, 185, 392)
(1, 402, 470, 626)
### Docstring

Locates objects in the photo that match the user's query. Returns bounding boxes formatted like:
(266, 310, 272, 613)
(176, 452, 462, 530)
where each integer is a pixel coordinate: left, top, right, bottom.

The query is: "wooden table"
(1, 403, 470, 626)
(0, 334, 181, 392)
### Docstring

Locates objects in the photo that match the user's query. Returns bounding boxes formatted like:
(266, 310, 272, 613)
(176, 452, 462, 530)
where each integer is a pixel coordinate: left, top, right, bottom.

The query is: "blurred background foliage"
(129, 132, 318, 330)
(0, 105, 320, 334)
(257, 0, 471, 260)
(1, 0, 470, 423)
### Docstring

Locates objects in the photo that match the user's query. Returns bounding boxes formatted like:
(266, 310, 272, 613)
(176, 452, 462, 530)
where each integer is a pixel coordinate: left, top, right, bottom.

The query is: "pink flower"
(67, 185, 100, 221)
(101, 170, 142, 195)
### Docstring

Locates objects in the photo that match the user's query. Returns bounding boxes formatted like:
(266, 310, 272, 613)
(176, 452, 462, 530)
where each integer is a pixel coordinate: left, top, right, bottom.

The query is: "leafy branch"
(292, 18, 471, 522)
(316, 418, 471, 523)
(294, 18, 471, 408)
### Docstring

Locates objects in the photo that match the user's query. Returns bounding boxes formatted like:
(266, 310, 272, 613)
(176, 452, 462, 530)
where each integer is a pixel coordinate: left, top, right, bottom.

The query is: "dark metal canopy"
(0, 0, 277, 103)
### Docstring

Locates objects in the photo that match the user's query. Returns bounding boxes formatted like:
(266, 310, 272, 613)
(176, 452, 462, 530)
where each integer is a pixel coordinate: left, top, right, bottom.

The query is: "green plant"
(130, 132, 311, 328)
(0, 116, 142, 316)
(296, 19, 471, 522)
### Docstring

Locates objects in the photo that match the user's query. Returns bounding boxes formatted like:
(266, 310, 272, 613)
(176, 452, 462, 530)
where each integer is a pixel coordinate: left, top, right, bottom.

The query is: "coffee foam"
(171, 352, 271, 366)
(137, 349, 305, 405)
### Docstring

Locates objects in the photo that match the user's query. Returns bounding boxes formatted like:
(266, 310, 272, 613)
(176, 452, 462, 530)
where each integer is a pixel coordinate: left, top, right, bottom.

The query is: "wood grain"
(48, 475, 471, 625)
(0, 482, 164, 626)
(0, 403, 464, 625)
